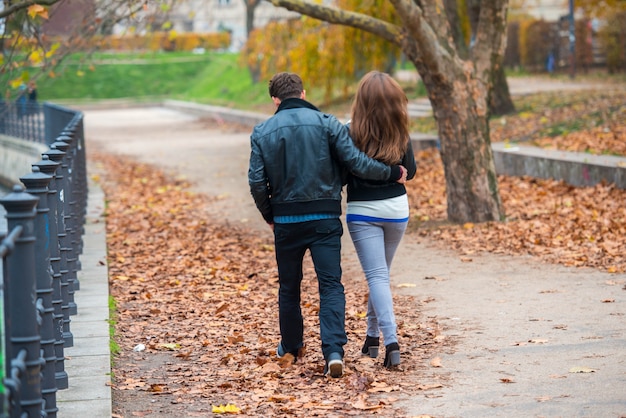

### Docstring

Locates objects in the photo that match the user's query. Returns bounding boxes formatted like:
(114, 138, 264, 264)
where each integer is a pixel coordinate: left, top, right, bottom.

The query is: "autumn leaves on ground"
(97, 154, 446, 417)
(97, 88, 626, 417)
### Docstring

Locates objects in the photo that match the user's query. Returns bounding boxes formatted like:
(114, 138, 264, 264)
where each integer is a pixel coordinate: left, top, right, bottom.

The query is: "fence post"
(61, 123, 87, 264)
(20, 167, 58, 417)
(1, 231, 9, 416)
(32, 155, 67, 391)
(0, 186, 44, 417)
(55, 135, 80, 297)
(42, 145, 73, 349)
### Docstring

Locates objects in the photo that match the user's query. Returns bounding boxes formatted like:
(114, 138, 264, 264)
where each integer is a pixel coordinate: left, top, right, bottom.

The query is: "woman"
(346, 71, 417, 368)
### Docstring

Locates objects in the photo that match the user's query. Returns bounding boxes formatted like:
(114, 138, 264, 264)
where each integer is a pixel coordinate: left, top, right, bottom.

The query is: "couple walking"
(248, 71, 417, 378)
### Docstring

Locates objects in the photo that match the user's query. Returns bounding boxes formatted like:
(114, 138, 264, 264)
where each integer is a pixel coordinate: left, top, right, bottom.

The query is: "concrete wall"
(163, 100, 268, 126)
(0, 135, 48, 188)
(492, 142, 626, 189)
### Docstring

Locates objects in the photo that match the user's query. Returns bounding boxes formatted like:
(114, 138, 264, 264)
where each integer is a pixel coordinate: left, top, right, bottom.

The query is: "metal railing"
(0, 102, 45, 145)
(0, 103, 86, 418)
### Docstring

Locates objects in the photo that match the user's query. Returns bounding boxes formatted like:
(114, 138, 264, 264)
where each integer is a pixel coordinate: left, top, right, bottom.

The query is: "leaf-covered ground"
(406, 148, 626, 273)
(411, 89, 626, 157)
(101, 86, 626, 416)
(491, 90, 626, 156)
(96, 153, 447, 417)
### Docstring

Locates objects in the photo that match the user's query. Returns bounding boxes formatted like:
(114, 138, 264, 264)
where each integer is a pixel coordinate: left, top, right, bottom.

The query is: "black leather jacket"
(248, 98, 401, 224)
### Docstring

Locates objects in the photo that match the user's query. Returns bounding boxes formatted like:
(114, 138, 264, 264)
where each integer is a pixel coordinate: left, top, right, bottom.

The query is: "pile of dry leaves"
(491, 90, 626, 156)
(96, 153, 447, 417)
(406, 148, 626, 273)
(407, 88, 626, 274)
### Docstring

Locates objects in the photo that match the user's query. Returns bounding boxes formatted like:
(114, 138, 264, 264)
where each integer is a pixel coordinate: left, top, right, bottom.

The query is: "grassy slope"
(27, 51, 367, 113)
(31, 52, 270, 109)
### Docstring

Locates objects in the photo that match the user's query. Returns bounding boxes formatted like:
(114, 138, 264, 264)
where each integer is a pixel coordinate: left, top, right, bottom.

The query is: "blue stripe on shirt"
(346, 214, 409, 223)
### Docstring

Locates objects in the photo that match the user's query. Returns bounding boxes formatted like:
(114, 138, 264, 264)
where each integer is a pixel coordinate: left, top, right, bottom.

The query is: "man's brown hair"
(269, 72, 303, 101)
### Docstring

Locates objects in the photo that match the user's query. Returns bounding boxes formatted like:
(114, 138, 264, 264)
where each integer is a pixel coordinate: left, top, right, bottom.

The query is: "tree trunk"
(467, 0, 515, 116)
(421, 65, 504, 223)
(245, 6, 254, 37)
(244, 0, 261, 37)
(489, 63, 516, 116)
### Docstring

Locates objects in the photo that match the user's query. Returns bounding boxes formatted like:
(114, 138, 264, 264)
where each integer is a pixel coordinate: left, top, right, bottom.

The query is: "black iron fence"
(0, 102, 44, 145)
(0, 103, 86, 418)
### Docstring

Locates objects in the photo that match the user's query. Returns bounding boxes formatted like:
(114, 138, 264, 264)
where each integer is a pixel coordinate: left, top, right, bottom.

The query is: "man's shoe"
(383, 343, 401, 368)
(276, 342, 298, 363)
(361, 335, 380, 358)
(324, 352, 343, 378)
(277, 341, 287, 358)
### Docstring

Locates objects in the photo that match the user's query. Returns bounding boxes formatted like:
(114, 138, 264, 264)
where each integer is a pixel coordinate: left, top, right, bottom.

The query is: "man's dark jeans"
(274, 218, 347, 360)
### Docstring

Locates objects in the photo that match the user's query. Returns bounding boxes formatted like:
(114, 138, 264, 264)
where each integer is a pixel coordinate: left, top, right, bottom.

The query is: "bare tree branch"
(0, 0, 61, 19)
(267, 0, 403, 45)
(389, 0, 453, 77)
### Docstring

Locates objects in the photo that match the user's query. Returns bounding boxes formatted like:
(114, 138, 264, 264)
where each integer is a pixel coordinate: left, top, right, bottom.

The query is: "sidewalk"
(56, 180, 112, 418)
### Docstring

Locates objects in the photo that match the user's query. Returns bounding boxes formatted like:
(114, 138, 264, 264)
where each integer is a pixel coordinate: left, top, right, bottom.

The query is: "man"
(248, 72, 406, 378)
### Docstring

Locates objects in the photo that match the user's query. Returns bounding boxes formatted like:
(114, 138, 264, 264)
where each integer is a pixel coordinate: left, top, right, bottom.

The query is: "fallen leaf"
(158, 343, 181, 351)
(397, 283, 417, 288)
(569, 366, 596, 373)
(211, 403, 241, 414)
(268, 394, 294, 403)
(367, 381, 395, 393)
(351, 394, 382, 410)
(215, 303, 229, 314)
(416, 383, 444, 390)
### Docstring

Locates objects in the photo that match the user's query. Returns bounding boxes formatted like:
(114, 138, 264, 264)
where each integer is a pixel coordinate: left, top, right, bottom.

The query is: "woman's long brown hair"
(350, 71, 409, 165)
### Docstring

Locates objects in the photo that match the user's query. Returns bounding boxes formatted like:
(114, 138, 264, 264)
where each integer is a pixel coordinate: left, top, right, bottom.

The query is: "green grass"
(20, 51, 432, 112)
(542, 119, 585, 137)
(108, 295, 120, 363)
(14, 52, 270, 110)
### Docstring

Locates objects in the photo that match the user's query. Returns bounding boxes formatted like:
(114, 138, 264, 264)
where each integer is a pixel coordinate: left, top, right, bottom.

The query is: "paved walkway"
(402, 73, 611, 118)
(56, 181, 111, 417)
(79, 104, 625, 417)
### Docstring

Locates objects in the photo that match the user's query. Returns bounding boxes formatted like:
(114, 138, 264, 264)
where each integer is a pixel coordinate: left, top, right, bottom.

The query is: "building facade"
(517, 0, 569, 21)
(169, 0, 298, 50)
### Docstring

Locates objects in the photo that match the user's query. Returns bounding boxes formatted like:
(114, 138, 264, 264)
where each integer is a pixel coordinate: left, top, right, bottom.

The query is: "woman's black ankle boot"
(361, 335, 379, 358)
(383, 342, 401, 368)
